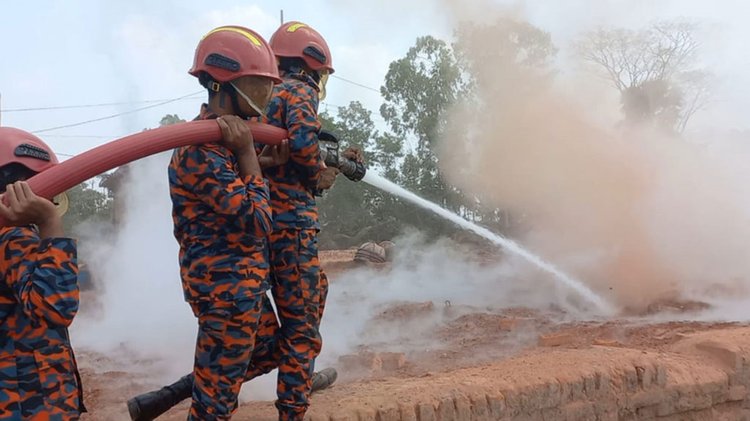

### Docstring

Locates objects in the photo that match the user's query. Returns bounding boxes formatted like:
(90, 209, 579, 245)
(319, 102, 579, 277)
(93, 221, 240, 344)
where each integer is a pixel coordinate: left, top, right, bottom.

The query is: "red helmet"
(270, 22, 334, 74)
(189, 26, 282, 84)
(0, 127, 58, 173)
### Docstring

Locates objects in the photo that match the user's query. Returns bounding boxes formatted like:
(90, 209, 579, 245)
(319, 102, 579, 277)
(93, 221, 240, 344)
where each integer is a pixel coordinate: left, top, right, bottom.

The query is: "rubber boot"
(311, 368, 338, 393)
(127, 374, 193, 421)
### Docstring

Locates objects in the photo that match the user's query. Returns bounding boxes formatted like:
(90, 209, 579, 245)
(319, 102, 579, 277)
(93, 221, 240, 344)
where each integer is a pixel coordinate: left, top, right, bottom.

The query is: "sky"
(2, 0, 750, 160)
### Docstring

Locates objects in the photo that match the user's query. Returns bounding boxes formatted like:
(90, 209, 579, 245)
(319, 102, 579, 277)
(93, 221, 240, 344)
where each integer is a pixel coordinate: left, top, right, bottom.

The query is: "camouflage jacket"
(0, 226, 84, 419)
(259, 71, 324, 230)
(168, 111, 273, 303)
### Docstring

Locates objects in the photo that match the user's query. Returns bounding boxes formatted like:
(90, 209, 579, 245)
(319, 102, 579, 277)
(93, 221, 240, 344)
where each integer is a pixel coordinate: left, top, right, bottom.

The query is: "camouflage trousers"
(188, 297, 263, 421)
(185, 229, 327, 420)
(244, 268, 329, 375)
(0, 341, 84, 421)
(245, 229, 325, 421)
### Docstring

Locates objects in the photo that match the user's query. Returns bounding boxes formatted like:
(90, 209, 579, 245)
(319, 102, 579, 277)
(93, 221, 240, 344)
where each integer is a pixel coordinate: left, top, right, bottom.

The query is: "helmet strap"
(224, 84, 246, 119)
(218, 90, 227, 109)
(229, 82, 267, 117)
(204, 75, 253, 119)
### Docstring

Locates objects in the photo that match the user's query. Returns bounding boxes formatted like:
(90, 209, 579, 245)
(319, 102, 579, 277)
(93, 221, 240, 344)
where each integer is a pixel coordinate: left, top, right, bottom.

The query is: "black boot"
(127, 374, 193, 421)
(311, 368, 337, 393)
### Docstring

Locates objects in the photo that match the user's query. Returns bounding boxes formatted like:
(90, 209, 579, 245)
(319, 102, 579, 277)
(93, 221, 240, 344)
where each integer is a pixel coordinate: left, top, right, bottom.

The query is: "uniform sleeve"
(174, 145, 272, 235)
(0, 228, 79, 327)
(282, 85, 324, 188)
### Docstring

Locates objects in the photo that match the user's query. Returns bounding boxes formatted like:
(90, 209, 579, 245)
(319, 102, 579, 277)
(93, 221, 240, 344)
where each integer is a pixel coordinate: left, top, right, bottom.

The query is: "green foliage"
(63, 180, 112, 233)
(159, 114, 186, 126)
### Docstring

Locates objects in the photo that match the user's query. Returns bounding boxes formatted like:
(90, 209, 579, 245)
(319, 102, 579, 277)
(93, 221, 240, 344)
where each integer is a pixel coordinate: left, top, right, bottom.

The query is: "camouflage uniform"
(168, 110, 272, 420)
(0, 226, 84, 420)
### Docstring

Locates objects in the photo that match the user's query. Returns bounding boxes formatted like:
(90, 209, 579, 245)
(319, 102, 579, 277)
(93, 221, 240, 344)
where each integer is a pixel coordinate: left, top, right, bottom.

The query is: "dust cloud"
(435, 1, 750, 310)
(71, 155, 196, 380)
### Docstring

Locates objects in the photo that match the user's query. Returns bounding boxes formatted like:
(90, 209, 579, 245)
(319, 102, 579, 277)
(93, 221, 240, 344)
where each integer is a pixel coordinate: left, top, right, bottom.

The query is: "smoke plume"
(435, 2, 750, 311)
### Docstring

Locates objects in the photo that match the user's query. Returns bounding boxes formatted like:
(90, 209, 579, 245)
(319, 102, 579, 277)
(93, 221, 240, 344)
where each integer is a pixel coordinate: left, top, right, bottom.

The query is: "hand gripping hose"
(0, 120, 287, 226)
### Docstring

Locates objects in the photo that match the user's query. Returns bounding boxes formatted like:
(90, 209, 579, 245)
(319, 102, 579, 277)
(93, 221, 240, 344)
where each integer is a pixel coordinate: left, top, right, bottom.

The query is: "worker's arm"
(172, 144, 272, 235)
(0, 227, 79, 327)
(281, 84, 324, 189)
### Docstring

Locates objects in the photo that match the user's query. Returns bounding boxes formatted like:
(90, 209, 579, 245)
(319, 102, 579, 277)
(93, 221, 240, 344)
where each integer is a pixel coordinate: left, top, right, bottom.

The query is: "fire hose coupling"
(318, 129, 366, 182)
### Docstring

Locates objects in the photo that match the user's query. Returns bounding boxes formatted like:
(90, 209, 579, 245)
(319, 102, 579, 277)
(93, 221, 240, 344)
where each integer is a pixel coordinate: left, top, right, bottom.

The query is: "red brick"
(436, 398, 456, 421)
(454, 396, 471, 421)
(376, 406, 400, 421)
(358, 408, 377, 421)
(486, 393, 507, 418)
(469, 394, 489, 421)
(538, 333, 573, 347)
(416, 403, 436, 421)
(398, 403, 417, 421)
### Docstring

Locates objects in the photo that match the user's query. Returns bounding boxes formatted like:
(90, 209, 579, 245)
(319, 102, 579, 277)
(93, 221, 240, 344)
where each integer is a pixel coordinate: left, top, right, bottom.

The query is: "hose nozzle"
(318, 129, 366, 182)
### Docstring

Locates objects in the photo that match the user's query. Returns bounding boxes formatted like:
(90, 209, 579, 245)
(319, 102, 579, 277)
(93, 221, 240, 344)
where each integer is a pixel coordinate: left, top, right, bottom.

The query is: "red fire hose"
(0, 120, 287, 226)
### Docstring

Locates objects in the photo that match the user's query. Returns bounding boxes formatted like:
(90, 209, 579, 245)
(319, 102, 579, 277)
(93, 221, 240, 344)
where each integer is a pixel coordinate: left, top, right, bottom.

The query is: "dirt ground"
(77, 250, 750, 420)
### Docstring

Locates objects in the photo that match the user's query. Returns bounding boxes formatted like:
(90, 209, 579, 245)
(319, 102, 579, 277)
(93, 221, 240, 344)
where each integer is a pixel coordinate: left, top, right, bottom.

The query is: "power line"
(5, 74, 378, 114)
(42, 134, 123, 139)
(321, 102, 387, 122)
(331, 75, 381, 93)
(31, 91, 203, 134)
(1, 95, 203, 113)
(11, 74, 380, 135)
(4, 72, 377, 116)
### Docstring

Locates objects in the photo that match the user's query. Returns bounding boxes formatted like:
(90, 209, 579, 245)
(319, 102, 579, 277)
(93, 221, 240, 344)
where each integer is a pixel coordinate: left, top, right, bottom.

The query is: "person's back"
(259, 21, 334, 421)
(262, 72, 323, 230)
(0, 127, 84, 420)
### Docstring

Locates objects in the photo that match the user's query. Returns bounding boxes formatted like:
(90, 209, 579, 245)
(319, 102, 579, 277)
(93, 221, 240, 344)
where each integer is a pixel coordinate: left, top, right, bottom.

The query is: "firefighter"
(0, 127, 85, 420)
(165, 25, 281, 420)
(255, 21, 341, 420)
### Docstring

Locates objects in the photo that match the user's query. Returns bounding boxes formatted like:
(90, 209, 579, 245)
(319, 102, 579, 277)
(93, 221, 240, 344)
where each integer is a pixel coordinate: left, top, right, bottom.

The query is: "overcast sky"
(2, 0, 749, 159)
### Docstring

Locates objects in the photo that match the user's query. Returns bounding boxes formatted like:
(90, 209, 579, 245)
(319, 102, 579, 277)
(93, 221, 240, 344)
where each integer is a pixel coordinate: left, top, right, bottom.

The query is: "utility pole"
(280, 9, 284, 25)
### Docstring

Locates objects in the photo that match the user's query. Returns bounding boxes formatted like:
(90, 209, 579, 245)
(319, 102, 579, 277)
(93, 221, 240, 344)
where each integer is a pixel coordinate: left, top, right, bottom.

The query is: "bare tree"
(675, 70, 711, 133)
(577, 20, 709, 132)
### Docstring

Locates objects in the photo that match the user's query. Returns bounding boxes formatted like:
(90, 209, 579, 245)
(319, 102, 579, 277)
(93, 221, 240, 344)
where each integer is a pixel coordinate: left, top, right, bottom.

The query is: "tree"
(317, 103, 406, 247)
(159, 114, 186, 126)
(454, 17, 557, 79)
(63, 179, 113, 233)
(380, 36, 467, 208)
(377, 36, 476, 238)
(577, 20, 710, 132)
(381, 36, 465, 147)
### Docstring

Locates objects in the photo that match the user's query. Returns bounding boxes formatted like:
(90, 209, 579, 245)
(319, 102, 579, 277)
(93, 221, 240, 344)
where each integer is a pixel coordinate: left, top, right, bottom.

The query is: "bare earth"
(78, 251, 750, 420)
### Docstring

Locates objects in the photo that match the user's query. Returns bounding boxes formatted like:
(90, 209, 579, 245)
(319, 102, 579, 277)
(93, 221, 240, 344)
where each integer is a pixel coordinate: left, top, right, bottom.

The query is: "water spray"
(362, 171, 615, 315)
(0, 120, 287, 226)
